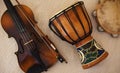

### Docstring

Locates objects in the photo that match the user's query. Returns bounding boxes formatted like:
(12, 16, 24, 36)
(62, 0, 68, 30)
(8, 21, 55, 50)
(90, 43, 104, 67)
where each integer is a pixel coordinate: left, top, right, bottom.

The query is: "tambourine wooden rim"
(93, 0, 120, 37)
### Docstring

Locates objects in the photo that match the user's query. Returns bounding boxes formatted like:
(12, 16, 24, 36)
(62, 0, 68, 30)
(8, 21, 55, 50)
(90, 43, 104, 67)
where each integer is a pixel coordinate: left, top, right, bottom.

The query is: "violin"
(1, 0, 67, 73)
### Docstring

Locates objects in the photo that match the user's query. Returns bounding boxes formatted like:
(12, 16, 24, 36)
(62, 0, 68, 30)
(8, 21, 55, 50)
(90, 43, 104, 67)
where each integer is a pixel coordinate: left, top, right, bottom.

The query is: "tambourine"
(92, 0, 120, 37)
(49, 1, 108, 69)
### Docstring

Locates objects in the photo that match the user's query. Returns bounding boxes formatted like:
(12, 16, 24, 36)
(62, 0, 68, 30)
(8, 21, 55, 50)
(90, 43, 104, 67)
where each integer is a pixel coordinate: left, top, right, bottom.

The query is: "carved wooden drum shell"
(49, 1, 108, 69)
(49, 1, 92, 45)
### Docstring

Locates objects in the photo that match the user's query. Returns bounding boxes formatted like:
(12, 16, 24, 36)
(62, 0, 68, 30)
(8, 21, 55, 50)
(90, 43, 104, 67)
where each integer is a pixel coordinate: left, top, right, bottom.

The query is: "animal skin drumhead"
(96, 0, 120, 34)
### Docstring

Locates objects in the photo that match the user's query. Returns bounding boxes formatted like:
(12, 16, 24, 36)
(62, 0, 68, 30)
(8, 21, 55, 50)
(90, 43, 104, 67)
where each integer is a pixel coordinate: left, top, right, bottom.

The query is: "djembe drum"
(49, 1, 108, 69)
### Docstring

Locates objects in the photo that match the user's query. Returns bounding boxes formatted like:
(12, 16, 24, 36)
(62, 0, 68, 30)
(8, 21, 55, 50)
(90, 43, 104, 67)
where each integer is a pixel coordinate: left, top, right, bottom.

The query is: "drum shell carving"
(49, 1, 92, 45)
(49, 1, 108, 69)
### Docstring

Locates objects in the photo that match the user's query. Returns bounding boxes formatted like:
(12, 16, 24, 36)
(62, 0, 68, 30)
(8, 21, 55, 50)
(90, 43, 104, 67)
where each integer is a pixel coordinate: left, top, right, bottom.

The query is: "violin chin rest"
(26, 64, 45, 73)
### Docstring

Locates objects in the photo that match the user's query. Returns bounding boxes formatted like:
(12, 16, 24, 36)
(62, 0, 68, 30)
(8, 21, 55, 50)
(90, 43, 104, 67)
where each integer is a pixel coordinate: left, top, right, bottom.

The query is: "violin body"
(1, 0, 66, 73)
(1, 5, 58, 72)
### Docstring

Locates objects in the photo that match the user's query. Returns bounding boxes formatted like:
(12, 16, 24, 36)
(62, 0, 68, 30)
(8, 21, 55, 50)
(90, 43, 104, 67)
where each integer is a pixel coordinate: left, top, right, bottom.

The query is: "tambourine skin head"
(93, 0, 120, 37)
(49, 1, 108, 69)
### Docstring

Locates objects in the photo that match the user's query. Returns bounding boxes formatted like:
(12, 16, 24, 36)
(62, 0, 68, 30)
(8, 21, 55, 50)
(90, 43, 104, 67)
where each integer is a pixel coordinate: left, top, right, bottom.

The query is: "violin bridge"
(24, 39, 33, 45)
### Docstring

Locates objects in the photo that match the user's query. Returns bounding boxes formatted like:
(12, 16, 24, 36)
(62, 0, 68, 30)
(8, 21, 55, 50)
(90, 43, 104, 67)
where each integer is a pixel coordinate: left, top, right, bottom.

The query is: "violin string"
(11, 6, 33, 50)
(13, 9, 34, 51)
(4, 0, 33, 52)
(6, 0, 47, 68)
(12, 6, 35, 52)
(14, 5, 37, 51)
(11, 11, 34, 52)
(18, 24, 35, 52)
(15, 18, 34, 52)
(12, 5, 58, 68)
(20, 32, 33, 52)
(16, 5, 57, 56)
(14, 5, 41, 53)
(12, 19, 33, 52)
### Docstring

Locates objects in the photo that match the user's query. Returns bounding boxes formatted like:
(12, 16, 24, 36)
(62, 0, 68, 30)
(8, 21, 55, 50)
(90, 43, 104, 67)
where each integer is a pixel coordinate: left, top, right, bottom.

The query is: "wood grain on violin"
(1, 0, 66, 73)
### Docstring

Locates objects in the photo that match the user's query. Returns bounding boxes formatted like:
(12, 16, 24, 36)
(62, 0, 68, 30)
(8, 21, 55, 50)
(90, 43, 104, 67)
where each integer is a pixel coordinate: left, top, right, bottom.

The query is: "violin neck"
(3, 0, 25, 33)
